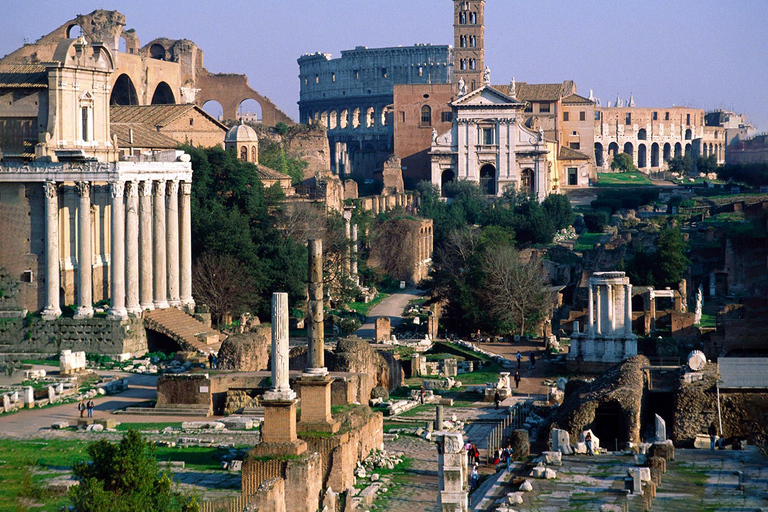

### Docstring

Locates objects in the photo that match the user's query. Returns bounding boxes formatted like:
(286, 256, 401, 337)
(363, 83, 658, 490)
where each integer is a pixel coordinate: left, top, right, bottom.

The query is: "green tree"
(626, 224, 689, 287)
(69, 430, 198, 512)
(667, 155, 694, 175)
(259, 140, 308, 185)
(611, 153, 637, 173)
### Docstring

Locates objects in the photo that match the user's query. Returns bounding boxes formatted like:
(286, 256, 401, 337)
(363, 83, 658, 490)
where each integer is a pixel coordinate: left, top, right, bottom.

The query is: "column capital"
(43, 181, 58, 199)
(125, 180, 138, 198)
(153, 180, 166, 196)
(110, 181, 125, 198)
(166, 179, 179, 196)
(138, 181, 152, 197)
(75, 181, 91, 197)
(180, 182, 192, 195)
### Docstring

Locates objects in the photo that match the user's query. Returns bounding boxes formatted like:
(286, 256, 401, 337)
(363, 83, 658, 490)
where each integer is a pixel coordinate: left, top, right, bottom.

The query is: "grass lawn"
(573, 232, 606, 251)
(453, 362, 506, 385)
(347, 292, 390, 317)
(0, 436, 241, 510)
(115, 421, 183, 432)
(596, 172, 653, 186)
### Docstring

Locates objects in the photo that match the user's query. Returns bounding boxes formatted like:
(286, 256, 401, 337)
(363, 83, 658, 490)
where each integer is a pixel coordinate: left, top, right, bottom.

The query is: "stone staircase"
(144, 308, 223, 354)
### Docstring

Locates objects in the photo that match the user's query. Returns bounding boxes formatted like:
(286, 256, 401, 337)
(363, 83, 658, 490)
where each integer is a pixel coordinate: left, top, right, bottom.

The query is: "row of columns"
(586, 282, 632, 336)
(42, 179, 193, 320)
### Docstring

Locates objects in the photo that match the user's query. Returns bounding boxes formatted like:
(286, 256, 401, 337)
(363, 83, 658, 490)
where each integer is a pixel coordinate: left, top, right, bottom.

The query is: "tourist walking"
(516, 352, 522, 369)
(77, 400, 85, 418)
(470, 464, 479, 490)
(494, 390, 500, 410)
(419, 385, 426, 404)
(529, 352, 536, 370)
(708, 422, 718, 450)
(86, 399, 94, 418)
(514, 371, 521, 389)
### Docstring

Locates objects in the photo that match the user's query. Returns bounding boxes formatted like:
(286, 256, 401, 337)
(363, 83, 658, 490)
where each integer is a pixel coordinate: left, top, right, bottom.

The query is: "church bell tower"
(454, 0, 485, 92)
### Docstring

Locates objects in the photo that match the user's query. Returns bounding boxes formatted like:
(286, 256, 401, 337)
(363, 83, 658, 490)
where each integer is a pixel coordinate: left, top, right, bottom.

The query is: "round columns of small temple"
(152, 180, 169, 309)
(138, 181, 154, 311)
(108, 181, 127, 319)
(42, 181, 61, 320)
(74, 181, 93, 319)
(306, 238, 327, 375)
(179, 182, 194, 311)
(166, 180, 181, 307)
(587, 284, 594, 333)
(125, 181, 141, 316)
(625, 284, 633, 335)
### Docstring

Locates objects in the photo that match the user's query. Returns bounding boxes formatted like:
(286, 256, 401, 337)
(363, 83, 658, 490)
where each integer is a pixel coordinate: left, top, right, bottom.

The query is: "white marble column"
(179, 182, 194, 311)
(74, 182, 93, 319)
(264, 292, 296, 400)
(138, 181, 154, 311)
(166, 180, 181, 307)
(625, 284, 633, 335)
(595, 286, 602, 335)
(607, 284, 615, 334)
(587, 283, 594, 333)
(351, 224, 359, 284)
(42, 181, 61, 320)
(108, 182, 127, 319)
(125, 181, 141, 316)
(153, 180, 169, 309)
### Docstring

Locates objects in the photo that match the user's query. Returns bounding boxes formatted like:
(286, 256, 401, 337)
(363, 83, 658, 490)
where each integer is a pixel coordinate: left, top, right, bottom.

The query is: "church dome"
(225, 122, 258, 143)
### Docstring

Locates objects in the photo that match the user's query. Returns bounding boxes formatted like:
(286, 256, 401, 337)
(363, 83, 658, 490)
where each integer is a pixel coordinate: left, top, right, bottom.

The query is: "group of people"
(77, 399, 95, 418)
(515, 351, 535, 370)
(491, 444, 515, 471)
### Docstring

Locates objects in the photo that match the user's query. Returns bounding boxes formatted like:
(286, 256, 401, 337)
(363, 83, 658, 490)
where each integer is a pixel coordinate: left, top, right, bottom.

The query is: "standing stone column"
(179, 182, 194, 311)
(595, 286, 602, 335)
(152, 181, 169, 309)
(138, 181, 154, 311)
(625, 284, 633, 335)
(166, 180, 181, 307)
(300, 239, 339, 433)
(351, 224, 359, 285)
(108, 181, 127, 319)
(125, 181, 141, 316)
(306, 239, 326, 375)
(252, 292, 306, 457)
(587, 283, 594, 334)
(343, 211, 352, 277)
(435, 432, 468, 512)
(264, 293, 295, 400)
(42, 181, 61, 320)
(74, 182, 93, 319)
(607, 284, 615, 334)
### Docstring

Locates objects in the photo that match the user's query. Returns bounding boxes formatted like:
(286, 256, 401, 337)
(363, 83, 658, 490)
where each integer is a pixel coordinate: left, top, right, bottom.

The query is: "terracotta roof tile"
(494, 82, 565, 102)
(110, 123, 179, 149)
(558, 146, 591, 161)
(110, 104, 227, 130)
(0, 64, 47, 88)
(562, 93, 594, 105)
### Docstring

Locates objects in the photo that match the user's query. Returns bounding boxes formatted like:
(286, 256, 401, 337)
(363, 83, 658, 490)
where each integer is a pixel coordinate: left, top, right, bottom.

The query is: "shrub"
(584, 211, 609, 233)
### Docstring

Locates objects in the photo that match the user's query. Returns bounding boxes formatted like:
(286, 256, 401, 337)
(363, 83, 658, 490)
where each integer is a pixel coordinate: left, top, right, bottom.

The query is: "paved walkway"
(476, 340, 554, 396)
(356, 288, 422, 339)
(0, 372, 210, 439)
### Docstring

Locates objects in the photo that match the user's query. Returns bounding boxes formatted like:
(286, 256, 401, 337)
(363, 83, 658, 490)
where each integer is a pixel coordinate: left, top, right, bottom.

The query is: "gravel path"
(356, 288, 422, 339)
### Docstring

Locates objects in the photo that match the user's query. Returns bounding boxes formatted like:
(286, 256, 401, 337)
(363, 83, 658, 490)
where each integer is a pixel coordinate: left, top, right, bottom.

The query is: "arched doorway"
(479, 164, 497, 195)
(594, 143, 604, 167)
(651, 143, 660, 167)
(151, 82, 175, 105)
(674, 143, 682, 159)
(237, 99, 262, 123)
(684, 143, 692, 158)
(663, 143, 671, 162)
(623, 142, 634, 163)
(441, 169, 455, 195)
(110, 74, 139, 105)
(592, 402, 630, 451)
(608, 142, 619, 158)
(149, 43, 167, 60)
(637, 128, 647, 140)
(638, 144, 647, 168)
(202, 100, 224, 121)
(521, 168, 534, 196)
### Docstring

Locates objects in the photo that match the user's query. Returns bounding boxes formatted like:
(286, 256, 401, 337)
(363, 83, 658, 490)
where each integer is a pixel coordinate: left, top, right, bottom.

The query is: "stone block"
(627, 467, 651, 482)
(51, 422, 69, 429)
(531, 465, 546, 478)
(579, 429, 600, 452)
(542, 451, 562, 466)
(573, 442, 587, 454)
(519, 480, 533, 492)
(693, 434, 711, 449)
(181, 421, 225, 430)
(85, 424, 104, 432)
(544, 468, 557, 479)
(95, 418, 118, 429)
(506, 492, 523, 505)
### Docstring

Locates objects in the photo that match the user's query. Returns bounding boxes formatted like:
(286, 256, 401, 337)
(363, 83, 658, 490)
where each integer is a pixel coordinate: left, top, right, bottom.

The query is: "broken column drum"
(306, 239, 327, 376)
(569, 271, 637, 363)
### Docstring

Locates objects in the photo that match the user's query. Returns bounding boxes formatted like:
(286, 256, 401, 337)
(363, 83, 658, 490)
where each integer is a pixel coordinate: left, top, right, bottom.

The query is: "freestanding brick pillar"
(254, 293, 306, 456)
(299, 239, 340, 433)
(435, 431, 468, 512)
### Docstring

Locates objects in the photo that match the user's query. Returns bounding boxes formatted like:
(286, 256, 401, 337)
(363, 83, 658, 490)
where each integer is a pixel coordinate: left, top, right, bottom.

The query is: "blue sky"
(2, 1, 766, 130)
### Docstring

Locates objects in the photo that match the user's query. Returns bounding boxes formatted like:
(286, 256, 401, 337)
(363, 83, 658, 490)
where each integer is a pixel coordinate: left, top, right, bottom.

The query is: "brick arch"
(195, 72, 293, 127)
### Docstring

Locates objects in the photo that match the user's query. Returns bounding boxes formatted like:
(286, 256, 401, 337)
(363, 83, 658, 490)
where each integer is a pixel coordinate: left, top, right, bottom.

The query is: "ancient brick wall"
(156, 374, 211, 407)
